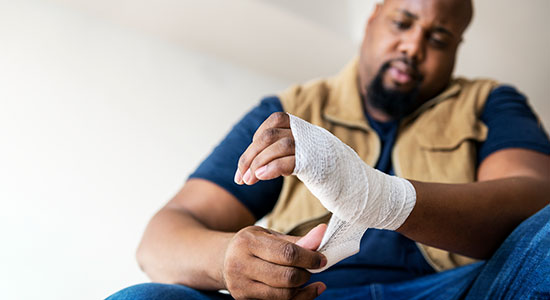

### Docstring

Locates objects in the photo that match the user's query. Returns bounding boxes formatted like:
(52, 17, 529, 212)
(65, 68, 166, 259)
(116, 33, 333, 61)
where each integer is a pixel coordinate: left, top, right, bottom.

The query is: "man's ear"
(366, 3, 383, 32)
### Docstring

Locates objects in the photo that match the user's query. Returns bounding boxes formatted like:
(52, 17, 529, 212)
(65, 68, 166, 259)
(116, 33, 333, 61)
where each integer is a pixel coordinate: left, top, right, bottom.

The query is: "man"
(108, 0, 550, 299)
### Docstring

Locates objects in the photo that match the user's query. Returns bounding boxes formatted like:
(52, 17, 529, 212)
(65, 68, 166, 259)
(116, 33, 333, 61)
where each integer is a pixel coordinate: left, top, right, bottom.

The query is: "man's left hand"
(234, 112, 294, 185)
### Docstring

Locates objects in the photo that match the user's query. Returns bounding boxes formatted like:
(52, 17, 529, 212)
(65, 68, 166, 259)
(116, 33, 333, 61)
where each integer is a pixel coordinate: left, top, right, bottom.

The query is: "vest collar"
(323, 58, 371, 131)
(323, 57, 462, 130)
(402, 80, 462, 126)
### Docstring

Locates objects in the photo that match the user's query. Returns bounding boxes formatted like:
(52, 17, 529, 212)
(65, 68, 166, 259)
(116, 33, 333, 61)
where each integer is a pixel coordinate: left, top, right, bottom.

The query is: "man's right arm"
(136, 178, 254, 289)
(136, 97, 282, 287)
(136, 178, 327, 299)
(135, 96, 328, 298)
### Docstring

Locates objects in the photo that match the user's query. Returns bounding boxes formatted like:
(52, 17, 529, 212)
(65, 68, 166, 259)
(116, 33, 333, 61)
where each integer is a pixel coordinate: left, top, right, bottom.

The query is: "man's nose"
(397, 27, 425, 64)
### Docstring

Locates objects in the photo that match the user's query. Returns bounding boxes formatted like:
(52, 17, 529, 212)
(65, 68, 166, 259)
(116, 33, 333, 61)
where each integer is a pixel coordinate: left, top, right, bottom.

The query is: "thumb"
(295, 224, 327, 250)
(276, 223, 327, 250)
(292, 282, 326, 299)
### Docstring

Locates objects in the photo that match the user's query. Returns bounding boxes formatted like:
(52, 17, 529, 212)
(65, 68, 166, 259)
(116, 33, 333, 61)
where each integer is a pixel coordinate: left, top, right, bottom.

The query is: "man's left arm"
(236, 112, 550, 263)
(398, 148, 550, 259)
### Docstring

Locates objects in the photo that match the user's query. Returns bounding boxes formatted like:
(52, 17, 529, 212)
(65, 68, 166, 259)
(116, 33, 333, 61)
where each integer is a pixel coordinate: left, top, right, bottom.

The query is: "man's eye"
(429, 37, 447, 48)
(392, 20, 409, 30)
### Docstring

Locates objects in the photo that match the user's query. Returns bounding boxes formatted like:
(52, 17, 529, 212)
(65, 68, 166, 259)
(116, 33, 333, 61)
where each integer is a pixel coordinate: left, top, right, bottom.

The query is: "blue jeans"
(107, 205, 550, 300)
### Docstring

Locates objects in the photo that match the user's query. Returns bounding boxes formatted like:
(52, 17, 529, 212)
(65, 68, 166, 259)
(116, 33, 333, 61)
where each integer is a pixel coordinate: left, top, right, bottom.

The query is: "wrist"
(288, 113, 417, 269)
(373, 175, 416, 230)
(205, 231, 234, 290)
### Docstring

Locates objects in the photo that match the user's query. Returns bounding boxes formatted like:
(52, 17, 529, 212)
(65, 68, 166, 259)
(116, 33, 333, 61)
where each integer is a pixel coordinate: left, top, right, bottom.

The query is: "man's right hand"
(222, 224, 328, 300)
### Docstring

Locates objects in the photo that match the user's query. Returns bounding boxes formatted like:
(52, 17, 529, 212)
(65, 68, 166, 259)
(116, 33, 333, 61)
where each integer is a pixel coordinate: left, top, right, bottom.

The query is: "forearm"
(136, 207, 232, 290)
(237, 113, 550, 267)
(398, 176, 550, 259)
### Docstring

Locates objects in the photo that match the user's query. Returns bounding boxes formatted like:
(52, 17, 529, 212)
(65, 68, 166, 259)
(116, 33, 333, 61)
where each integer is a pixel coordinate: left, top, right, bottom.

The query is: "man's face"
(359, 0, 472, 116)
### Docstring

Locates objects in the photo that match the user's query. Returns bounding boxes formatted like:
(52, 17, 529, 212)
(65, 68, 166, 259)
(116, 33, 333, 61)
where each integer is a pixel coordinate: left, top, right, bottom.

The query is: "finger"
(235, 112, 290, 185)
(249, 231, 326, 270)
(255, 156, 296, 181)
(244, 280, 298, 300)
(251, 135, 295, 172)
(244, 136, 295, 184)
(251, 260, 311, 288)
(281, 224, 328, 270)
(235, 127, 290, 185)
(253, 112, 291, 142)
(292, 282, 326, 300)
(245, 136, 295, 185)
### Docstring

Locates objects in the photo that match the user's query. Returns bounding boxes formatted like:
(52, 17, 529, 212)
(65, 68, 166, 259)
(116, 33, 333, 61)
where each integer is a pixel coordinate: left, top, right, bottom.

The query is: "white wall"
(49, 0, 357, 85)
(455, 0, 550, 127)
(0, 0, 289, 299)
(261, 0, 352, 38)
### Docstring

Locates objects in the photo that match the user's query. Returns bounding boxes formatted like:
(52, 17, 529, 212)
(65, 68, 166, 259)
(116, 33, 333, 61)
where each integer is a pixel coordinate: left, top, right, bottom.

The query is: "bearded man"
(108, 0, 550, 299)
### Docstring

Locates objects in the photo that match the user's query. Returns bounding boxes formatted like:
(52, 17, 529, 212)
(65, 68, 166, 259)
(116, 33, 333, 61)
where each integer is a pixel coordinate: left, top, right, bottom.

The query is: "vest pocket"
(394, 121, 488, 184)
(416, 121, 488, 151)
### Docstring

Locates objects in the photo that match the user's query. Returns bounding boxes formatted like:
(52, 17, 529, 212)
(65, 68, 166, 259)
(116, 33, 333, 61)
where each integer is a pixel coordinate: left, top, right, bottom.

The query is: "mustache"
(366, 57, 423, 119)
(380, 57, 423, 82)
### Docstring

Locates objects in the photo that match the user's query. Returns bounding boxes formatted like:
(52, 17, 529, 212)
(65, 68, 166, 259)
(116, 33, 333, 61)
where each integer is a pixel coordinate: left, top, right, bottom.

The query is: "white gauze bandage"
(288, 114, 416, 273)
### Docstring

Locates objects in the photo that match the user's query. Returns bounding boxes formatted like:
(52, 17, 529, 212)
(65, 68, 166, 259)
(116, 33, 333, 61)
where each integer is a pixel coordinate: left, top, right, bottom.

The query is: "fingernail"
(319, 256, 327, 268)
(255, 165, 267, 179)
(234, 169, 242, 184)
(317, 284, 326, 296)
(242, 169, 252, 184)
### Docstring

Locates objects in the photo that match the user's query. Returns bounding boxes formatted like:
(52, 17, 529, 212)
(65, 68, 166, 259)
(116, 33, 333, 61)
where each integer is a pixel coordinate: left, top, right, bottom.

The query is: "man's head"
(359, 0, 473, 120)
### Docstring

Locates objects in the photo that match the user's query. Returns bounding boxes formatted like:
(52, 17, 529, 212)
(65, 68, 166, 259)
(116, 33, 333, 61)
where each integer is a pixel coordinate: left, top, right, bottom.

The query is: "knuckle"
(226, 257, 244, 274)
(274, 157, 294, 176)
(268, 160, 283, 174)
(261, 127, 279, 143)
(234, 228, 253, 247)
(282, 268, 300, 285)
(249, 158, 263, 171)
(280, 137, 295, 150)
(278, 288, 296, 300)
(238, 154, 247, 169)
(312, 255, 322, 269)
(230, 289, 246, 300)
(223, 268, 242, 295)
(270, 112, 286, 125)
(233, 232, 246, 246)
(281, 243, 298, 264)
(241, 226, 258, 237)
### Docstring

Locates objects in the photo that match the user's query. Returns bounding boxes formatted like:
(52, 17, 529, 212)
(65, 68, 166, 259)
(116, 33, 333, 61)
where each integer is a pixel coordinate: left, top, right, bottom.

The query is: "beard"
(366, 58, 423, 120)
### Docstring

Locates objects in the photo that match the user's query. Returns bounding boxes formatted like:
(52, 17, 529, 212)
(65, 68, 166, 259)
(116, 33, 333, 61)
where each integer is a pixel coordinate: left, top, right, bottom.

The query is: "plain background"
(1, 0, 548, 299)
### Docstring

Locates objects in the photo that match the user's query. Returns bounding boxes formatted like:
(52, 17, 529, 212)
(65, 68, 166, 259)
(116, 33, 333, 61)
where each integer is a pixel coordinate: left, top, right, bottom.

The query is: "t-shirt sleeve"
(188, 96, 285, 220)
(478, 85, 550, 164)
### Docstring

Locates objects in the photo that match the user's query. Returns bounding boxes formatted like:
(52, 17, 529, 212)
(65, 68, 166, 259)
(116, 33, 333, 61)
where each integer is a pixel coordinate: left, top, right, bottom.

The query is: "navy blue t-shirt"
(189, 85, 550, 287)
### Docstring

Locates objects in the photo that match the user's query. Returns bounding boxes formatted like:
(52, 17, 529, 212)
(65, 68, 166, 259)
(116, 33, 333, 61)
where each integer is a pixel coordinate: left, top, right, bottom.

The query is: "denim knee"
(105, 283, 212, 300)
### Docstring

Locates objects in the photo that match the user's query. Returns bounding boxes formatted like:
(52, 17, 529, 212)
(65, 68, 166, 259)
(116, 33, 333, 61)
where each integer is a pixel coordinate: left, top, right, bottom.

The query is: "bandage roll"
(288, 114, 416, 272)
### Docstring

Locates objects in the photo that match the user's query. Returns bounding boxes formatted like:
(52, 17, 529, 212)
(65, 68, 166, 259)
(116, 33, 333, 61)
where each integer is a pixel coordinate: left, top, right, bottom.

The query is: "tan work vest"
(265, 58, 498, 272)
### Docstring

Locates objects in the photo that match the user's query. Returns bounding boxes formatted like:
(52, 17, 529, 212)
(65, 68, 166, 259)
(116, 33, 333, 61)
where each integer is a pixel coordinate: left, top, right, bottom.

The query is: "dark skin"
(136, 0, 550, 299)
(137, 178, 328, 299)
(360, 0, 472, 121)
(235, 113, 549, 259)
